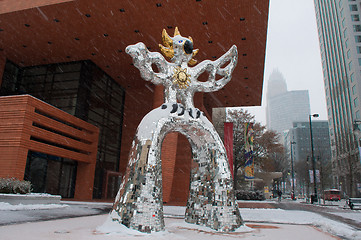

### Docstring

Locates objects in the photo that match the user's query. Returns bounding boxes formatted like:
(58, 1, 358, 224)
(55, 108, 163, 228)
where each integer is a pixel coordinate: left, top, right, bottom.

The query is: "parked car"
(323, 189, 341, 201)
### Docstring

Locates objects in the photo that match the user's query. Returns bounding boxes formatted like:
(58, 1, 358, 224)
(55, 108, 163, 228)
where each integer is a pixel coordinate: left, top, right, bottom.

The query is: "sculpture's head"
(159, 27, 199, 66)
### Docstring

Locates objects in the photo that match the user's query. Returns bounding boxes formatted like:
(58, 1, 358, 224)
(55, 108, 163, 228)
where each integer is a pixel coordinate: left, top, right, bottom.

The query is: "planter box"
(0, 193, 61, 205)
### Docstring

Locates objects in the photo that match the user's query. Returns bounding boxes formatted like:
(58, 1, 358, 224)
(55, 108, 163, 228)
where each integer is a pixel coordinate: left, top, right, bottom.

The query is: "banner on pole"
(244, 122, 254, 179)
(309, 170, 320, 183)
(309, 170, 313, 183)
(290, 179, 297, 188)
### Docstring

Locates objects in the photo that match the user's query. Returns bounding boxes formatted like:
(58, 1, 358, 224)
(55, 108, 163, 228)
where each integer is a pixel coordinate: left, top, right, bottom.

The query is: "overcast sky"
(242, 0, 328, 126)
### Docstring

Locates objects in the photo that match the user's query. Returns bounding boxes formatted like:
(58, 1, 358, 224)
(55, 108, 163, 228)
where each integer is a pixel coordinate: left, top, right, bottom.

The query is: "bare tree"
(227, 109, 287, 190)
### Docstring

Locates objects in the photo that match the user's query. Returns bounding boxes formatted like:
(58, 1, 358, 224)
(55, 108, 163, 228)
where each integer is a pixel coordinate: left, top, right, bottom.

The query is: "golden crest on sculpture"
(173, 66, 191, 89)
(159, 27, 198, 66)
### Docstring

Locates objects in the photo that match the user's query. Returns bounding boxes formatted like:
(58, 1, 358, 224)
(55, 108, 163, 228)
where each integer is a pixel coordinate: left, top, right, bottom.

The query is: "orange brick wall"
(0, 95, 99, 200)
(0, 97, 31, 179)
(151, 85, 179, 202)
(0, 0, 73, 14)
(119, 86, 153, 174)
(169, 134, 192, 205)
(0, 147, 29, 179)
(161, 133, 178, 203)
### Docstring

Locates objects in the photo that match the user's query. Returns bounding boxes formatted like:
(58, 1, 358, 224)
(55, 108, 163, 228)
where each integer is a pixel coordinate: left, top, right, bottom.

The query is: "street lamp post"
(309, 113, 319, 204)
(353, 120, 361, 143)
(352, 120, 361, 197)
(290, 141, 296, 200)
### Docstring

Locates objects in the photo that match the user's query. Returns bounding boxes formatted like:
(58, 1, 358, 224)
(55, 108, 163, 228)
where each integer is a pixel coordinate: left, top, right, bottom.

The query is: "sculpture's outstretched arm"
(193, 45, 238, 92)
(126, 42, 169, 85)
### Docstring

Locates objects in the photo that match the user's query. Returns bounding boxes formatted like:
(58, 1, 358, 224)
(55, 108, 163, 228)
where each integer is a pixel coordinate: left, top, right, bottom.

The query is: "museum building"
(0, 0, 269, 201)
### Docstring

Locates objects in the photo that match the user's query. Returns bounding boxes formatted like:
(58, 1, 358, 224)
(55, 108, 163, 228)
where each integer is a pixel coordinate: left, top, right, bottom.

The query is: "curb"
(0, 193, 61, 205)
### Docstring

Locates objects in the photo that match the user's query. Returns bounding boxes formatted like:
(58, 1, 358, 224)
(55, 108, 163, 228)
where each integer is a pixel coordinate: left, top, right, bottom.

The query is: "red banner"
(224, 122, 234, 178)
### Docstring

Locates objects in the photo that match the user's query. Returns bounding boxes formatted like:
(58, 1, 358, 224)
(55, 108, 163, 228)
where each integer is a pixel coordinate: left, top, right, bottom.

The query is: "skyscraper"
(314, 0, 361, 197)
(284, 121, 332, 195)
(285, 121, 331, 164)
(266, 69, 311, 136)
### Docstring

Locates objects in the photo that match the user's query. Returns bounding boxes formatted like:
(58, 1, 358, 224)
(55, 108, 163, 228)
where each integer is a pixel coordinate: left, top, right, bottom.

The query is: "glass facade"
(1, 60, 125, 198)
(314, 0, 361, 196)
(24, 152, 77, 198)
(287, 121, 331, 164)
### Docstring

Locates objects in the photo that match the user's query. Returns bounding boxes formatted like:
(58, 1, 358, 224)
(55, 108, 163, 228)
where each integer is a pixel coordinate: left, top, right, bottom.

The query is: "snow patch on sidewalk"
(0, 202, 68, 211)
(97, 210, 253, 236)
(240, 208, 361, 240)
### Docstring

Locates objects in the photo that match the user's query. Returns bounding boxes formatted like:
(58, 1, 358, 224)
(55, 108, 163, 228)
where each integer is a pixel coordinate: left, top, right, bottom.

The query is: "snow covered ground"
(161, 206, 360, 240)
(0, 214, 341, 240)
(0, 204, 360, 240)
(240, 208, 360, 240)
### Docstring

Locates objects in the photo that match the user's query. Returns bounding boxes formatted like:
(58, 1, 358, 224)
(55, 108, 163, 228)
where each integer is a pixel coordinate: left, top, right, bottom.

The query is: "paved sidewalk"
(0, 214, 340, 240)
(0, 201, 112, 226)
(0, 200, 345, 240)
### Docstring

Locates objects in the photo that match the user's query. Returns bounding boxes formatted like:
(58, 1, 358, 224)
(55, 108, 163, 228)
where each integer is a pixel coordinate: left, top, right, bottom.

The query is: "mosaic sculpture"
(110, 27, 243, 233)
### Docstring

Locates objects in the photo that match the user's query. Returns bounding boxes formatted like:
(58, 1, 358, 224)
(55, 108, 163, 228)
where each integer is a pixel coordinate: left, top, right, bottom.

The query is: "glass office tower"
(314, 0, 361, 196)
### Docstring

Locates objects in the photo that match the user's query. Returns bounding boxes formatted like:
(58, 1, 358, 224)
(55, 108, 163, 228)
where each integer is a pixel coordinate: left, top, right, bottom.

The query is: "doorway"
(24, 151, 77, 198)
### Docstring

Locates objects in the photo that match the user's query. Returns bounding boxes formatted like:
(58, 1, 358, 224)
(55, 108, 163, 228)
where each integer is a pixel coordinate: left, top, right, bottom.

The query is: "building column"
(153, 85, 178, 203)
(0, 147, 28, 180)
(0, 97, 29, 180)
(74, 161, 96, 200)
(169, 134, 192, 204)
(74, 133, 98, 200)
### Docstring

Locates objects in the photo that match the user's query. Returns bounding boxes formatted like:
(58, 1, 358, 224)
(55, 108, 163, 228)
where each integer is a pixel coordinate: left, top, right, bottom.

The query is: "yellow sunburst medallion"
(173, 66, 191, 89)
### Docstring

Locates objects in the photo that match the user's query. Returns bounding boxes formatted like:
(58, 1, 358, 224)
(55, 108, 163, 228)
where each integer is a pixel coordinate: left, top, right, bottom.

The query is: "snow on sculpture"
(109, 27, 243, 233)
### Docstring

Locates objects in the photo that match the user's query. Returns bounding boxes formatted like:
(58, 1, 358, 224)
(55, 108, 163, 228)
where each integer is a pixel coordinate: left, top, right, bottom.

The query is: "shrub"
(0, 178, 32, 194)
(235, 190, 265, 201)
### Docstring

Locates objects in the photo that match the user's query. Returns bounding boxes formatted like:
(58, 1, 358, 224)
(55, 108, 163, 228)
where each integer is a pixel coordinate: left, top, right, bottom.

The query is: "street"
(276, 200, 361, 231)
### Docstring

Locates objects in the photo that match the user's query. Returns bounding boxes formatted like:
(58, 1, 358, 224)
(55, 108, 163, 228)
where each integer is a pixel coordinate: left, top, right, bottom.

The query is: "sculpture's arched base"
(109, 103, 243, 233)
